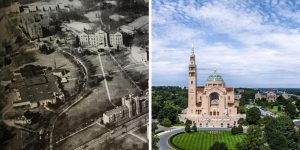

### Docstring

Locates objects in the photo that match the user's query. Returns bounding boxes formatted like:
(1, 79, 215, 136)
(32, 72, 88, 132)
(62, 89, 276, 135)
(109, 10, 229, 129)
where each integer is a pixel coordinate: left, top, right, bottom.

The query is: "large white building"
(109, 32, 123, 47)
(179, 49, 245, 128)
(79, 30, 109, 47)
(103, 93, 148, 125)
(255, 91, 290, 102)
(78, 30, 123, 48)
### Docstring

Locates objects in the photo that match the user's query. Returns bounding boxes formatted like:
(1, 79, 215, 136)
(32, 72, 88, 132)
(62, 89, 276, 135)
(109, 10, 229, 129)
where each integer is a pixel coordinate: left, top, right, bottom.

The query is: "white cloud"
(152, 0, 300, 87)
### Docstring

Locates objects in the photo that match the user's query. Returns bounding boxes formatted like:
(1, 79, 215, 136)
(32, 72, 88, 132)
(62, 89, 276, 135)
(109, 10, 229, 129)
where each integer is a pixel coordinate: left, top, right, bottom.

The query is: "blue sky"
(152, 0, 300, 88)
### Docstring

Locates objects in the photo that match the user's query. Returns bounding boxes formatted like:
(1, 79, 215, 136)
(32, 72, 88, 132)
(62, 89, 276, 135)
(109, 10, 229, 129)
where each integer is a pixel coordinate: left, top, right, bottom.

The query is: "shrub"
(192, 123, 197, 132)
(161, 118, 172, 127)
(231, 125, 243, 135)
(209, 142, 228, 150)
(185, 123, 191, 133)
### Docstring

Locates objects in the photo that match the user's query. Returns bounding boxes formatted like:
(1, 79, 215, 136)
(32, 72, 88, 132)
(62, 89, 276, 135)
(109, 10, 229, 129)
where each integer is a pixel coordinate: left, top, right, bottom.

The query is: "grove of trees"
(152, 86, 187, 125)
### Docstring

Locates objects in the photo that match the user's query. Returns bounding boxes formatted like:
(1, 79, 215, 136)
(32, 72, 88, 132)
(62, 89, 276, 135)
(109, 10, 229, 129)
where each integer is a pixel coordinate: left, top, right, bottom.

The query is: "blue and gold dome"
(207, 71, 223, 81)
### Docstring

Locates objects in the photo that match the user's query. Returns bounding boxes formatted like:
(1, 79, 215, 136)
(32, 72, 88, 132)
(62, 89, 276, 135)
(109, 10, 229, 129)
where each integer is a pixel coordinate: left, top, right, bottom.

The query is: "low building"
(255, 91, 262, 100)
(282, 92, 291, 100)
(102, 105, 129, 124)
(255, 91, 284, 102)
(120, 16, 149, 34)
(120, 25, 135, 35)
(267, 91, 277, 102)
(52, 69, 68, 77)
(234, 94, 242, 100)
(122, 94, 148, 118)
(12, 74, 64, 108)
(21, 2, 68, 13)
(236, 89, 245, 94)
(103, 93, 148, 125)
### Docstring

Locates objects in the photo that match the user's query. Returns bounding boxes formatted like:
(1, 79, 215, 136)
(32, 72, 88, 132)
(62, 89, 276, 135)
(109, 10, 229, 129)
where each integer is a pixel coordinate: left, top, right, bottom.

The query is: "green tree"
(0, 122, 14, 146)
(152, 133, 159, 150)
(264, 116, 297, 150)
(246, 107, 261, 125)
(277, 95, 288, 106)
(158, 100, 180, 124)
(74, 35, 80, 47)
(236, 125, 268, 150)
(268, 130, 288, 150)
(161, 118, 172, 127)
(231, 125, 243, 135)
(259, 115, 274, 125)
(192, 123, 197, 132)
(237, 125, 243, 133)
(209, 142, 228, 150)
(238, 106, 247, 114)
(277, 116, 298, 149)
(295, 100, 300, 111)
(238, 118, 247, 125)
(285, 102, 298, 119)
(185, 120, 192, 133)
(152, 122, 158, 132)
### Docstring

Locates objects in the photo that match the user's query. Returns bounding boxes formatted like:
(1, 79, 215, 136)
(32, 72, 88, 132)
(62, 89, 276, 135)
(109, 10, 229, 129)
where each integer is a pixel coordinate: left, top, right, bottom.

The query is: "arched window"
(210, 92, 219, 106)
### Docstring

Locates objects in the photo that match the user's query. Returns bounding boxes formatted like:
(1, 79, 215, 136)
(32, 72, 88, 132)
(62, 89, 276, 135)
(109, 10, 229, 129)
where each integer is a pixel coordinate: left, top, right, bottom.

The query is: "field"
(53, 53, 139, 139)
(169, 131, 245, 150)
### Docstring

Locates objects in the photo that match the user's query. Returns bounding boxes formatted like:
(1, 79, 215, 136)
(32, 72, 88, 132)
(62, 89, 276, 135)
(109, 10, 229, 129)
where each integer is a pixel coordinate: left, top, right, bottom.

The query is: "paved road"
(49, 49, 88, 150)
(97, 52, 114, 106)
(74, 113, 148, 150)
(158, 128, 184, 150)
(246, 104, 277, 117)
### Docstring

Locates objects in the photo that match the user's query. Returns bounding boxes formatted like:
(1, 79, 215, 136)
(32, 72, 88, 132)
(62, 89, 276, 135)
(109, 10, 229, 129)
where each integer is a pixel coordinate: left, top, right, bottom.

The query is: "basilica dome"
(207, 72, 223, 82)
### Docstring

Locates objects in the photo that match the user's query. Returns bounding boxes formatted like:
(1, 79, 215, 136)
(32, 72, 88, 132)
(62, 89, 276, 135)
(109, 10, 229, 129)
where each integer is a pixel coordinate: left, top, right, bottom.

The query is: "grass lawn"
(265, 106, 286, 116)
(169, 131, 245, 150)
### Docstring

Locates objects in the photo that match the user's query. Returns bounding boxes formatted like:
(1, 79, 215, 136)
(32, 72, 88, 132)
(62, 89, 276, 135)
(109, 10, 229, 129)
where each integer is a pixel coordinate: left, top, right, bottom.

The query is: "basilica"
(179, 49, 245, 128)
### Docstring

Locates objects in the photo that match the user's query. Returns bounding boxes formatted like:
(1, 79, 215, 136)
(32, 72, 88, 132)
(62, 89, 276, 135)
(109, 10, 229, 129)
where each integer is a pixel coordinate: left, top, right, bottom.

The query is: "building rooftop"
(24, 76, 47, 86)
(207, 72, 223, 82)
(104, 105, 128, 116)
(15, 75, 61, 103)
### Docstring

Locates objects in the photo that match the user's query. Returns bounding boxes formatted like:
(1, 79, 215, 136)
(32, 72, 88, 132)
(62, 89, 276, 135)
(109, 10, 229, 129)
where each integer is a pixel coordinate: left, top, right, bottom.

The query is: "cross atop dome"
(214, 70, 217, 74)
(191, 44, 194, 54)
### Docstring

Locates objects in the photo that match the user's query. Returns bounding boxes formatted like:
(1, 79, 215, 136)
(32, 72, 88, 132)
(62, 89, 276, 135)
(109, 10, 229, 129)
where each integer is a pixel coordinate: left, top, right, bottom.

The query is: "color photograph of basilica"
(179, 50, 245, 128)
(152, 0, 300, 150)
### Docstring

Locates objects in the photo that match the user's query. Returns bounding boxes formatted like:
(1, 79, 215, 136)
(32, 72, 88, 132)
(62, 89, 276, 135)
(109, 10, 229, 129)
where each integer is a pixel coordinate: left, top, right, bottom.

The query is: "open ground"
(52, 51, 142, 149)
(169, 131, 245, 150)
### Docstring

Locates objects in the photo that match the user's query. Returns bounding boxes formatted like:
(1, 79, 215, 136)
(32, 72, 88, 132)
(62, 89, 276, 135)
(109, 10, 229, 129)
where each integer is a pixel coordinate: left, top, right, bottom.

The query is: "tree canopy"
(236, 125, 268, 150)
(152, 86, 187, 125)
(246, 107, 261, 125)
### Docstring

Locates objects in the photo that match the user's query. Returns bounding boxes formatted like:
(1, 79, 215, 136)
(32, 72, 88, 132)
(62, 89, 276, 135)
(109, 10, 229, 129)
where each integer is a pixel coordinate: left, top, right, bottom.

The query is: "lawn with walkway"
(169, 130, 245, 150)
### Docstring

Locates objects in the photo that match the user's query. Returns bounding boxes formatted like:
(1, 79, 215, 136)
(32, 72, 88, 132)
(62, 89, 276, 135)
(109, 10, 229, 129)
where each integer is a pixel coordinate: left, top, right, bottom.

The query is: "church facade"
(179, 50, 245, 128)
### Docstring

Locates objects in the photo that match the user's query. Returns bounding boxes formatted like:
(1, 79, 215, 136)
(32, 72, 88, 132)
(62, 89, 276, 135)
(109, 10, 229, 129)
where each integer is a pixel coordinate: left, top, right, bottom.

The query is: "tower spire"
(191, 44, 194, 54)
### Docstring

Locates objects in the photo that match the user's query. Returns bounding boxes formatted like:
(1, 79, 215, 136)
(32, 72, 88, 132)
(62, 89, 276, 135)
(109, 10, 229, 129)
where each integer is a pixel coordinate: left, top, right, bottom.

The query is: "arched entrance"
(210, 92, 219, 107)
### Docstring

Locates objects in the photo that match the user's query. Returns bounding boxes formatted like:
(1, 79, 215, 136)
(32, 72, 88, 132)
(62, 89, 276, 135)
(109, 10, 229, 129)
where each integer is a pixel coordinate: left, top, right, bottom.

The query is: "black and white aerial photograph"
(0, 0, 149, 149)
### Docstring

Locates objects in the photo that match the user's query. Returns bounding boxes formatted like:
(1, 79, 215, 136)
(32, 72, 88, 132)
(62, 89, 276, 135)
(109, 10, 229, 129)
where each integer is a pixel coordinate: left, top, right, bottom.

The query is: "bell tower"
(188, 48, 197, 114)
